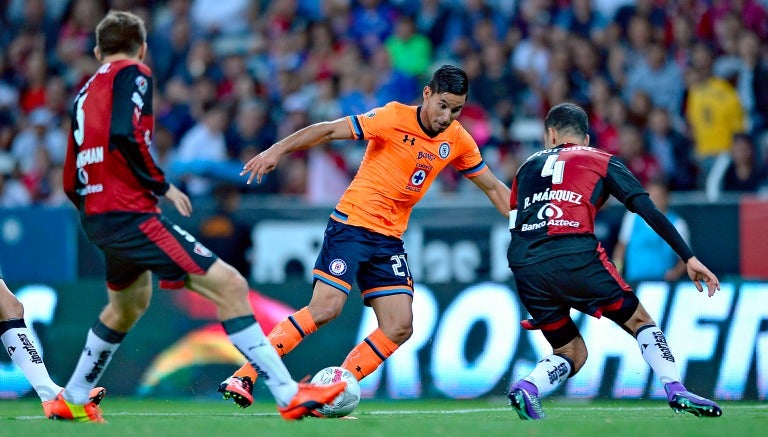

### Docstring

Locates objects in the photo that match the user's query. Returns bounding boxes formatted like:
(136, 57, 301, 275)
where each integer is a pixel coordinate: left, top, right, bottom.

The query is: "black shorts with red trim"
(511, 243, 638, 340)
(86, 213, 218, 290)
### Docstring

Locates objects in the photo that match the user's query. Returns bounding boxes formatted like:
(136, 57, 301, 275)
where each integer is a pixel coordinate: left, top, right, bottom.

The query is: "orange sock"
(232, 307, 318, 380)
(341, 328, 399, 381)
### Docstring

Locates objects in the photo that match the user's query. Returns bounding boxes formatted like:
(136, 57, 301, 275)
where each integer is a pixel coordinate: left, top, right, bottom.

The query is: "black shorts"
(511, 244, 637, 332)
(313, 218, 413, 305)
(95, 214, 218, 290)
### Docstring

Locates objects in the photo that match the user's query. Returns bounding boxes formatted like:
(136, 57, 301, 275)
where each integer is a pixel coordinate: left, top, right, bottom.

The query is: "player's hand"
(164, 183, 192, 217)
(240, 149, 280, 184)
(685, 256, 720, 297)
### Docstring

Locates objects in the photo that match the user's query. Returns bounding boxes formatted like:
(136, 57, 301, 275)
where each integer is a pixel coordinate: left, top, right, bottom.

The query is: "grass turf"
(2, 397, 765, 437)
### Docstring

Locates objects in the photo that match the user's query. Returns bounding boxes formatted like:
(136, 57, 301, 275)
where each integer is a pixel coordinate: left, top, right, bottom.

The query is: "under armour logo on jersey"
(402, 135, 416, 145)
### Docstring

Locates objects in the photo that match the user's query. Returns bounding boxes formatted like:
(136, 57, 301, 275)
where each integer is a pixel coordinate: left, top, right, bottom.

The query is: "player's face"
(421, 88, 466, 134)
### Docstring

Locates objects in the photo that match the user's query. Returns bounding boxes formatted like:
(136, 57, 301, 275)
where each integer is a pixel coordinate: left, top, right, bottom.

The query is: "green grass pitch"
(2, 397, 765, 437)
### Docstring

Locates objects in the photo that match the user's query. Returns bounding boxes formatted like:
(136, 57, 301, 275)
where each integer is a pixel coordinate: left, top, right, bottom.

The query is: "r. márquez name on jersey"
(508, 143, 646, 267)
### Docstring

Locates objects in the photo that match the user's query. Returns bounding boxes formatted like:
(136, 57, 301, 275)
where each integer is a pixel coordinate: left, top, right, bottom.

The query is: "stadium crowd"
(1, 0, 768, 207)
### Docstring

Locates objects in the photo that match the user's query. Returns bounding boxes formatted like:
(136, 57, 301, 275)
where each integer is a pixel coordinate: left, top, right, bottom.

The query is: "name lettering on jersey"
(403, 134, 416, 146)
(76, 147, 104, 168)
(523, 189, 583, 209)
(417, 151, 436, 161)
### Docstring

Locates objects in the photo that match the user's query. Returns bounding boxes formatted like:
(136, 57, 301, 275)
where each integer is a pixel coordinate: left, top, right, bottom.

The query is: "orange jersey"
(335, 102, 488, 238)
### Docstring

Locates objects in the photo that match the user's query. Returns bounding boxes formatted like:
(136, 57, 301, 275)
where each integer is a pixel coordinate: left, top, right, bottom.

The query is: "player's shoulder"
(111, 59, 153, 78)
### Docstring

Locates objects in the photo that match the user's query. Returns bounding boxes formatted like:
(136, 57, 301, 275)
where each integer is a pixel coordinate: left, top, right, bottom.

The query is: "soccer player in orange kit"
(219, 65, 511, 410)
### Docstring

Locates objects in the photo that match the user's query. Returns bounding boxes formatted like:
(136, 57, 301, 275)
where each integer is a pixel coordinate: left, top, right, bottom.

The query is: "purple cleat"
(665, 382, 722, 417)
(508, 380, 546, 420)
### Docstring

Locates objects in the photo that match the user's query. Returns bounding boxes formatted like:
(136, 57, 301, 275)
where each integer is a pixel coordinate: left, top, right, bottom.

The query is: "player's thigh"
(558, 248, 634, 320)
(311, 220, 366, 296)
(307, 280, 349, 323)
(186, 258, 247, 303)
(106, 270, 153, 312)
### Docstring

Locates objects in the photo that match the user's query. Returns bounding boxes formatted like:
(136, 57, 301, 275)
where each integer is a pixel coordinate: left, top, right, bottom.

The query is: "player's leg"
(0, 280, 63, 402)
(219, 280, 347, 407)
(49, 272, 152, 423)
(609, 301, 722, 417)
(221, 219, 357, 408)
(341, 293, 412, 380)
(509, 316, 584, 420)
(189, 259, 345, 419)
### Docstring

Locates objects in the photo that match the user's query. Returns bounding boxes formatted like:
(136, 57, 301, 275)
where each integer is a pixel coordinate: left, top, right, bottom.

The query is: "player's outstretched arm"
(685, 256, 720, 297)
(241, 118, 354, 184)
(164, 183, 192, 217)
(469, 170, 511, 218)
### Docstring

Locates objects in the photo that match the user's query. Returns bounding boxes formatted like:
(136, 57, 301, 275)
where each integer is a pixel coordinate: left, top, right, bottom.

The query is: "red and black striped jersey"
(63, 59, 168, 222)
(508, 143, 646, 266)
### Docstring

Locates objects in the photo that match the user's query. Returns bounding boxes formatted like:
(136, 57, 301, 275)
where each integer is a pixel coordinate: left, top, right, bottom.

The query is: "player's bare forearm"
(241, 118, 353, 184)
(471, 171, 511, 218)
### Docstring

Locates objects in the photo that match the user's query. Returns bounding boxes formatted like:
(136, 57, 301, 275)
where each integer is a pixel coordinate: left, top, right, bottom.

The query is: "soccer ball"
(310, 366, 361, 418)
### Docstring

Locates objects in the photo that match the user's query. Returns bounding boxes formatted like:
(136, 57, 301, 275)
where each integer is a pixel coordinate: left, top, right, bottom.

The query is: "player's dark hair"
(428, 65, 469, 96)
(544, 103, 589, 138)
(96, 10, 146, 57)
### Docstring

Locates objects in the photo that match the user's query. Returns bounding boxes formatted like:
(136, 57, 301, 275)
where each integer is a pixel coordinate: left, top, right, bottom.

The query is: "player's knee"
(381, 322, 412, 345)
(1, 296, 24, 320)
(307, 301, 343, 326)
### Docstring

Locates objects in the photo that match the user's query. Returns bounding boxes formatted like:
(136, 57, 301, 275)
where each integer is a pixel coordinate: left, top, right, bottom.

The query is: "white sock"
(223, 316, 298, 407)
(64, 322, 124, 404)
(523, 354, 573, 397)
(636, 324, 680, 385)
(1, 319, 62, 401)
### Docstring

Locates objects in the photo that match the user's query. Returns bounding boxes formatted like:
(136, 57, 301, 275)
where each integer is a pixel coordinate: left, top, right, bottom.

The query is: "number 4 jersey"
(508, 143, 646, 267)
(63, 60, 169, 241)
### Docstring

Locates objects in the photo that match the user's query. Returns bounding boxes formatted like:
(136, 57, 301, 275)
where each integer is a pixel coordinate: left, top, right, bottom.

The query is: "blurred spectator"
(685, 41, 746, 170)
(645, 106, 698, 191)
(510, 11, 551, 98)
(614, 178, 688, 282)
(175, 103, 229, 196)
(616, 123, 662, 186)
(226, 99, 277, 160)
(10, 108, 66, 174)
(568, 37, 605, 106)
(443, 0, 507, 59)
(471, 40, 522, 128)
(149, 124, 178, 170)
(349, 0, 398, 57)
(3, 0, 60, 54)
(149, 15, 193, 89)
(156, 77, 196, 141)
(190, 0, 250, 36)
(55, 0, 104, 67)
(369, 45, 419, 104)
(552, 0, 609, 46)
(713, 31, 762, 135)
(592, 94, 628, 155)
(626, 89, 653, 129)
(339, 66, 384, 117)
(19, 50, 48, 113)
(196, 184, 252, 276)
(624, 41, 684, 121)
(668, 15, 696, 71)
(0, 172, 31, 207)
(306, 143, 351, 205)
(385, 14, 432, 80)
(612, 0, 667, 43)
(414, 0, 452, 52)
(706, 133, 768, 200)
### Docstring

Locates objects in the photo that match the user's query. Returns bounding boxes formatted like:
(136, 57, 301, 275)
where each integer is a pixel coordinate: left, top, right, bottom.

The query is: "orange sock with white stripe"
(341, 328, 399, 381)
(232, 307, 318, 380)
